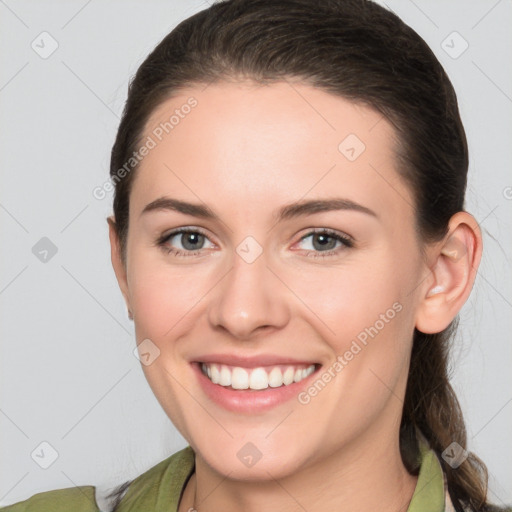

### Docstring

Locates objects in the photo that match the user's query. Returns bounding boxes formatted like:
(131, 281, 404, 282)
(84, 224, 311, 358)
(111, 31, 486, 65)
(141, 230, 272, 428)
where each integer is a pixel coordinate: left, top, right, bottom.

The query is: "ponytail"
(401, 322, 491, 511)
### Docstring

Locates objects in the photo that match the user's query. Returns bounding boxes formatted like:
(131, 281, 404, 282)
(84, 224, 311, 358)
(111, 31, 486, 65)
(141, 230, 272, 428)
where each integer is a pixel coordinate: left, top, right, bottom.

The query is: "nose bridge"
(208, 237, 289, 339)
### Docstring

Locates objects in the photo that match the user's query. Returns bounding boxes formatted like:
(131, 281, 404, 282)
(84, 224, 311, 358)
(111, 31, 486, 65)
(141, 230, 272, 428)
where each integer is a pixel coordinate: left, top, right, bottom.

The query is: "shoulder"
(0, 447, 195, 512)
(0, 446, 195, 512)
(0, 485, 101, 512)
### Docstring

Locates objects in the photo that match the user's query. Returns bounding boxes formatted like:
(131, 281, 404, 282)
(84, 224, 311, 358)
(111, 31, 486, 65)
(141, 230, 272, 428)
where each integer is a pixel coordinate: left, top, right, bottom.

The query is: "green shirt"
(0, 440, 473, 511)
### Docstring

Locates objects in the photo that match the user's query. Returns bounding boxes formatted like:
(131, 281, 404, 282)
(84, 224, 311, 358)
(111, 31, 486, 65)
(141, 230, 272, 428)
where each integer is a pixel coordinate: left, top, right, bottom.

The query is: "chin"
(192, 435, 315, 481)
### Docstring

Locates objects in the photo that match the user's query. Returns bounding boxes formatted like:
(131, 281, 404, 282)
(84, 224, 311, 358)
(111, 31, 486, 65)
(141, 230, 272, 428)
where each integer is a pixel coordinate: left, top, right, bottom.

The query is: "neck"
(179, 423, 418, 512)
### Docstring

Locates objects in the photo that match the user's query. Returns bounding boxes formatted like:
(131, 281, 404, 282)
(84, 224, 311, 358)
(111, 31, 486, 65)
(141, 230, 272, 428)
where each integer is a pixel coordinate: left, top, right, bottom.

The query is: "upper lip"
(193, 354, 319, 368)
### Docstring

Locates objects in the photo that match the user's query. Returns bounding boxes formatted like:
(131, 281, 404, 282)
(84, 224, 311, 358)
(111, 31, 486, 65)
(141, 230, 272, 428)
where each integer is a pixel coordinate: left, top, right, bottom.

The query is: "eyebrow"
(140, 196, 378, 221)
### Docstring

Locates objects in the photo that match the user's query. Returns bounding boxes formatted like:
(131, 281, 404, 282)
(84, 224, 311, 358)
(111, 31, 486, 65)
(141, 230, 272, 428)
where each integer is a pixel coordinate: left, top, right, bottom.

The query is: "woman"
(1, 0, 509, 511)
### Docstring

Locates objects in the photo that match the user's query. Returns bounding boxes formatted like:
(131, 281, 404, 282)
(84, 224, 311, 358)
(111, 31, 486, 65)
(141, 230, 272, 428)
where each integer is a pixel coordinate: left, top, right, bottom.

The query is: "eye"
(294, 228, 354, 258)
(156, 227, 353, 259)
(156, 227, 215, 257)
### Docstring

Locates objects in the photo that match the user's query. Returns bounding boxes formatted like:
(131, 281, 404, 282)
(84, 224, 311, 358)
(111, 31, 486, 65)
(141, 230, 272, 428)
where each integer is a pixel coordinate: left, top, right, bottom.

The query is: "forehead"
(131, 80, 413, 223)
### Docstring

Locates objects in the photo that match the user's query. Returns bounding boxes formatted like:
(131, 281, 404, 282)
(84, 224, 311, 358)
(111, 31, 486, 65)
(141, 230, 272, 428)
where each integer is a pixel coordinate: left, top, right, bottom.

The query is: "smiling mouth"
(199, 362, 318, 390)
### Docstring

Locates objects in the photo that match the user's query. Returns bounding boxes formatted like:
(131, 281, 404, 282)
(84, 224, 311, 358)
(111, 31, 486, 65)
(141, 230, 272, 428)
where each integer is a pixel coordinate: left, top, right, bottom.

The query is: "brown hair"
(106, 1, 502, 510)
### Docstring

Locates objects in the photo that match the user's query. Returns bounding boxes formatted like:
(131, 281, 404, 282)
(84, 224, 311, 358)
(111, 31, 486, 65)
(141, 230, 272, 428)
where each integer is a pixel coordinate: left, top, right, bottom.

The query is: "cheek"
(288, 255, 418, 408)
(128, 252, 214, 344)
(290, 263, 414, 435)
(126, 253, 217, 437)
(290, 259, 409, 348)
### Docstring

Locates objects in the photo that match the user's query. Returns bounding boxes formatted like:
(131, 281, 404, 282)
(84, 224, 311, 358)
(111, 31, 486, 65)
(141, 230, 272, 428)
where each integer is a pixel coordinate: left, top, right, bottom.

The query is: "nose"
(207, 245, 291, 340)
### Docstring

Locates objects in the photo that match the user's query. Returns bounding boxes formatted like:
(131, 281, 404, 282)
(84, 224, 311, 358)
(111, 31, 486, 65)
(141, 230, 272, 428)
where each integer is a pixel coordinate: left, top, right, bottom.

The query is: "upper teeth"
(201, 363, 315, 390)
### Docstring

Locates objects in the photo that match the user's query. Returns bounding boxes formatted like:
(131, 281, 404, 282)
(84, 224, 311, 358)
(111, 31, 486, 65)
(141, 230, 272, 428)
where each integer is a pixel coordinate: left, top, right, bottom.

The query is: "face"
(112, 80, 429, 480)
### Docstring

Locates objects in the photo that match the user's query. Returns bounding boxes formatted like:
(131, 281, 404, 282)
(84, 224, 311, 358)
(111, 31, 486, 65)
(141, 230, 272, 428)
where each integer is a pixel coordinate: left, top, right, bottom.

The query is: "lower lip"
(192, 363, 320, 413)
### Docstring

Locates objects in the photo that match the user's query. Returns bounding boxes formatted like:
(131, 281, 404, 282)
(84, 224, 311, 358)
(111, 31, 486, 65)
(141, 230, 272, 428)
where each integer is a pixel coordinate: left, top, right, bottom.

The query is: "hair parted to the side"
(106, 1, 504, 511)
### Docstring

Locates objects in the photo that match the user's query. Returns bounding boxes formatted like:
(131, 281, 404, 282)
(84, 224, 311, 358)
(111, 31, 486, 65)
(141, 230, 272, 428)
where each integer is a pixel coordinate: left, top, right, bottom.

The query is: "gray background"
(0, 0, 511, 509)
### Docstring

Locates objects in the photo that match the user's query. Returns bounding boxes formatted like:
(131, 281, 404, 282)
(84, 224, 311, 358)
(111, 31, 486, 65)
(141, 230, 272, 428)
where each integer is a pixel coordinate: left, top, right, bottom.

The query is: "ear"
(415, 211, 483, 334)
(107, 216, 132, 319)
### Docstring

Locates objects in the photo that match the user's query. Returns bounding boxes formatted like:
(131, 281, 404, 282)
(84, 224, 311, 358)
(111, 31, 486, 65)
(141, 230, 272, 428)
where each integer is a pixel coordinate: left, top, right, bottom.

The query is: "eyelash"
(155, 227, 354, 259)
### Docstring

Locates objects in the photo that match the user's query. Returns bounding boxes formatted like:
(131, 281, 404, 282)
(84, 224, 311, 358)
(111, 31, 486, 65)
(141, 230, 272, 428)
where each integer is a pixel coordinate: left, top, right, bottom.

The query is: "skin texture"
(108, 81, 482, 512)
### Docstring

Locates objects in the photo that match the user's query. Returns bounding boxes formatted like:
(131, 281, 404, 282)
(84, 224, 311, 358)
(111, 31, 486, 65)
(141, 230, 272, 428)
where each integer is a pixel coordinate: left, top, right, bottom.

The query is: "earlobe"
(415, 212, 482, 334)
(107, 216, 132, 315)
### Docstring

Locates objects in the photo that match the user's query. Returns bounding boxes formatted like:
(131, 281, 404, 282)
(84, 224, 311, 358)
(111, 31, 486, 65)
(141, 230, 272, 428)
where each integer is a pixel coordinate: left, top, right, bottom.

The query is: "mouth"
(200, 362, 317, 390)
(191, 359, 322, 413)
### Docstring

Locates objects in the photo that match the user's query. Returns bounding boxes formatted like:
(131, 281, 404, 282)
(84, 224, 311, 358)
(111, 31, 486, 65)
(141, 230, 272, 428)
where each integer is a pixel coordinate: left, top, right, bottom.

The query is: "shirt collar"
(407, 434, 451, 512)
